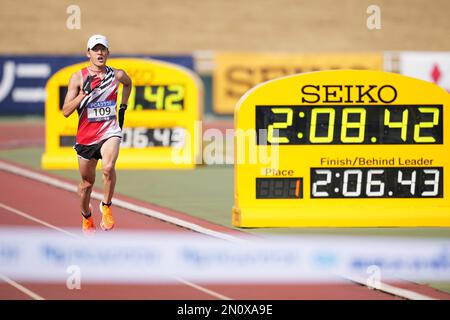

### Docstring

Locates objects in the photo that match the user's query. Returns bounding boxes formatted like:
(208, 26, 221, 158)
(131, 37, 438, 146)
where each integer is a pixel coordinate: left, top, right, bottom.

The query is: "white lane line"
(0, 202, 81, 240)
(170, 276, 232, 300)
(0, 160, 245, 244)
(0, 273, 45, 300)
(343, 274, 436, 300)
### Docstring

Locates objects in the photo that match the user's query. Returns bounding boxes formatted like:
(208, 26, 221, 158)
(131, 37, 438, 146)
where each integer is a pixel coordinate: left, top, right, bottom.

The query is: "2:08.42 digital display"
(256, 105, 443, 144)
(311, 167, 443, 198)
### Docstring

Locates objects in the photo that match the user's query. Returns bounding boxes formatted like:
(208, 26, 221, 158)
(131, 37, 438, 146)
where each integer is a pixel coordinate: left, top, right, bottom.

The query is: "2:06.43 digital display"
(256, 105, 443, 145)
(311, 167, 443, 198)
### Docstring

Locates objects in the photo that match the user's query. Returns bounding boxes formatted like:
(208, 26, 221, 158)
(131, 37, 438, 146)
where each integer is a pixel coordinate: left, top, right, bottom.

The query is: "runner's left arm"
(116, 69, 132, 129)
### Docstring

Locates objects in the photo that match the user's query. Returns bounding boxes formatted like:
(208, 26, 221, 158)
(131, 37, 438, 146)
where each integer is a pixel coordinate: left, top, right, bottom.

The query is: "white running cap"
(87, 34, 109, 50)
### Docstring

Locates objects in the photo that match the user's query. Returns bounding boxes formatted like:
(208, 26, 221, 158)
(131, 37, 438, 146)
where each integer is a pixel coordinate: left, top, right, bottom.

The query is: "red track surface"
(0, 123, 449, 300)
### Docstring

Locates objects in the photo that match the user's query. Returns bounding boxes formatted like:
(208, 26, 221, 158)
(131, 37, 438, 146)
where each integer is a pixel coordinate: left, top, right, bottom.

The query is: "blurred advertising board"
(0, 55, 194, 115)
(399, 52, 450, 92)
(213, 52, 383, 114)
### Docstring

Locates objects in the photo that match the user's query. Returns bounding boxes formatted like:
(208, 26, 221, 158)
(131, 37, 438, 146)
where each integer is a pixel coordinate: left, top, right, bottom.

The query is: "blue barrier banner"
(0, 55, 194, 115)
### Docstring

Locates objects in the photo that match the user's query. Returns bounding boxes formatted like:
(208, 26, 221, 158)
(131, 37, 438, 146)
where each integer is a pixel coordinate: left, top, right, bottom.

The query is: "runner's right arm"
(62, 72, 87, 118)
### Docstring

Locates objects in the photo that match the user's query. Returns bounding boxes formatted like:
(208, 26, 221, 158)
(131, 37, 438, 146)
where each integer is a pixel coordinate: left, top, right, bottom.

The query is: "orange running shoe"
(99, 202, 115, 231)
(82, 204, 96, 235)
(82, 216, 96, 235)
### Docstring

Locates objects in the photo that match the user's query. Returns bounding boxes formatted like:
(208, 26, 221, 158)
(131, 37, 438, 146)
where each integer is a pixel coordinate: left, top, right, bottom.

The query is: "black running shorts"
(74, 139, 108, 160)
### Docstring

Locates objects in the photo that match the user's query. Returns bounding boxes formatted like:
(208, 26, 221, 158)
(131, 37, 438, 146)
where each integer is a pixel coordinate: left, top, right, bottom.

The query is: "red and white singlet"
(76, 66, 122, 145)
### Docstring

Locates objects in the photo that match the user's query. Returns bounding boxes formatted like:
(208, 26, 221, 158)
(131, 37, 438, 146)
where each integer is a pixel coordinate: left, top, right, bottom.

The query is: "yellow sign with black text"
(233, 70, 450, 227)
(214, 53, 383, 114)
(42, 58, 203, 169)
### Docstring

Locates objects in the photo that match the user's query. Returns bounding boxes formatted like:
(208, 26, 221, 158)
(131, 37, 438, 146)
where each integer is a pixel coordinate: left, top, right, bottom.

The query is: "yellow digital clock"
(232, 70, 450, 227)
(42, 58, 202, 169)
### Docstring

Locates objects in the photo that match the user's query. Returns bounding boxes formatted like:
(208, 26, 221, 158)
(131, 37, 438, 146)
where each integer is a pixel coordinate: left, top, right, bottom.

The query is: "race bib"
(87, 100, 117, 122)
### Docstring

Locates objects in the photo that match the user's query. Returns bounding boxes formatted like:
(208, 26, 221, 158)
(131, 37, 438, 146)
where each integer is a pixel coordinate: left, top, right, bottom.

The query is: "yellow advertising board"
(233, 70, 450, 227)
(42, 58, 203, 169)
(214, 53, 383, 114)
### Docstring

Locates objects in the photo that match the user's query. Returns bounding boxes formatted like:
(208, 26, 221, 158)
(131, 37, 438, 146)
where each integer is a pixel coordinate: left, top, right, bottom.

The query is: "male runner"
(62, 34, 132, 234)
